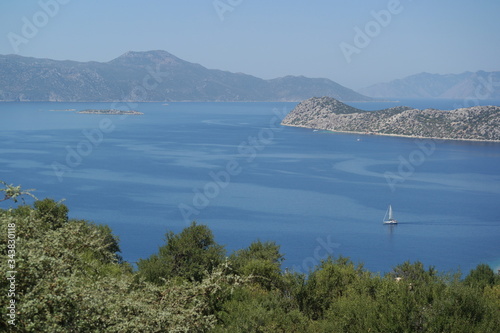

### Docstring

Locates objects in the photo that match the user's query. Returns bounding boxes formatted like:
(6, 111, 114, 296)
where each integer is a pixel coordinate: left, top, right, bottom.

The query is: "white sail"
(383, 204, 397, 224)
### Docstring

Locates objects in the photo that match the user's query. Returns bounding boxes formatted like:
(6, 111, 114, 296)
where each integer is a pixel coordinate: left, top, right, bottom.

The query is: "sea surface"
(1, 99, 499, 275)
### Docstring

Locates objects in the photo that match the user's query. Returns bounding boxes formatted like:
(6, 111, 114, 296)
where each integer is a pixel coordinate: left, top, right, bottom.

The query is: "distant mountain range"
(359, 71, 500, 99)
(282, 97, 500, 141)
(0, 50, 370, 102)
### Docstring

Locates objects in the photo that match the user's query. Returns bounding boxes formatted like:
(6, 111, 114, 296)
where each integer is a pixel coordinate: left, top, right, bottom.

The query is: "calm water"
(1, 100, 499, 275)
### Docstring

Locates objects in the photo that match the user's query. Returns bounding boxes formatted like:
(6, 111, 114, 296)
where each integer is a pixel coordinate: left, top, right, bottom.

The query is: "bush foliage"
(1, 193, 499, 332)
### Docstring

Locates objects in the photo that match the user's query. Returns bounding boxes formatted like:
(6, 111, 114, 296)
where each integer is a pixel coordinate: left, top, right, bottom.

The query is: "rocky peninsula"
(281, 97, 500, 142)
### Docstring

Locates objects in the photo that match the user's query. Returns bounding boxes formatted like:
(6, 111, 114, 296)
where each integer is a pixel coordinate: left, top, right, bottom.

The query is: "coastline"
(282, 123, 500, 143)
(78, 109, 143, 115)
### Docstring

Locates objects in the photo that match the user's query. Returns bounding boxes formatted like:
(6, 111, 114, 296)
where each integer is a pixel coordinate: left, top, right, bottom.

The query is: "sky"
(1, 0, 499, 89)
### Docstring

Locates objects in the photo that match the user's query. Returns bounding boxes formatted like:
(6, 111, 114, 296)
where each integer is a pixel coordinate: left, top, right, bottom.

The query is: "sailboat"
(383, 205, 398, 224)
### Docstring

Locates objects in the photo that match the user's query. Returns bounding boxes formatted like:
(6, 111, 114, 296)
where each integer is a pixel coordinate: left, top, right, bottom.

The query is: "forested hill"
(281, 97, 500, 141)
(0, 51, 371, 102)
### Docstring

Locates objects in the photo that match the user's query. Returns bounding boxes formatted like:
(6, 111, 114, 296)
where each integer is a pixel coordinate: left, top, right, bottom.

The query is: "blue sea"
(1, 99, 499, 275)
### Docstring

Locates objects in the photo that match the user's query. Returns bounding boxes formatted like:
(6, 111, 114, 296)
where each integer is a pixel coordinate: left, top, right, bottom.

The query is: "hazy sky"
(1, 0, 499, 89)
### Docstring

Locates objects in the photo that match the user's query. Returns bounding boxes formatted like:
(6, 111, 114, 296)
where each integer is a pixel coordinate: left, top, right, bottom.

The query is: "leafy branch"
(0, 180, 37, 203)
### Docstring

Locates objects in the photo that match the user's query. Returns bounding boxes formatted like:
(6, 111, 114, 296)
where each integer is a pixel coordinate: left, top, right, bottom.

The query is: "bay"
(1, 100, 499, 275)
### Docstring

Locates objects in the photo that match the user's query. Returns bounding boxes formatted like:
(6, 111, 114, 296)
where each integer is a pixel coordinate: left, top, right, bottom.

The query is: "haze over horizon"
(1, 0, 499, 90)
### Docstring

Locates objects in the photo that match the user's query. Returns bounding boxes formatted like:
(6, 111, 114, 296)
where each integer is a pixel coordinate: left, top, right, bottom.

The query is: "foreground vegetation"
(1, 190, 499, 331)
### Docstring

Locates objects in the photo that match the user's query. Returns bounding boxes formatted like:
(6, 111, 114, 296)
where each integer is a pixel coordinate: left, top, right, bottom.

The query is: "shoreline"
(282, 123, 500, 143)
(78, 109, 143, 115)
(0, 100, 362, 103)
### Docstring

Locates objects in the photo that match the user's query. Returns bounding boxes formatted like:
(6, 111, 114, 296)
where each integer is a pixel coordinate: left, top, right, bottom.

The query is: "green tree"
(230, 240, 284, 290)
(388, 260, 438, 284)
(137, 221, 225, 284)
(464, 263, 498, 290)
(301, 256, 367, 320)
(428, 282, 498, 333)
(1, 201, 235, 332)
(1, 204, 128, 332)
(214, 286, 308, 333)
(33, 198, 69, 230)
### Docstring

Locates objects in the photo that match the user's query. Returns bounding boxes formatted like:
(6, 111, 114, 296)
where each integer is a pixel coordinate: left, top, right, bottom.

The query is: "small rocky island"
(281, 97, 500, 142)
(78, 109, 143, 115)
